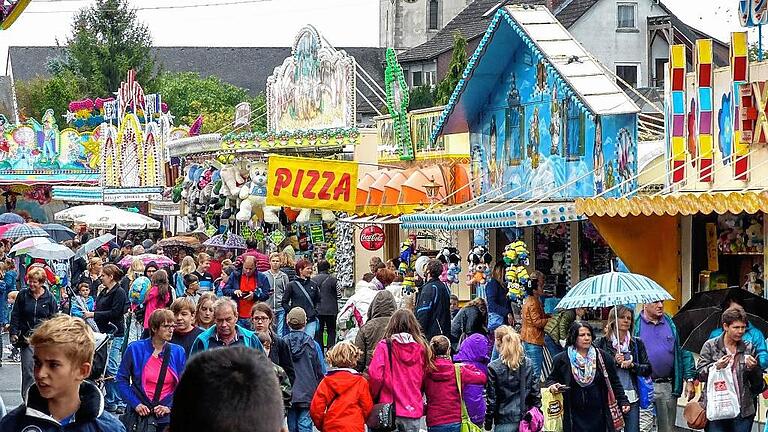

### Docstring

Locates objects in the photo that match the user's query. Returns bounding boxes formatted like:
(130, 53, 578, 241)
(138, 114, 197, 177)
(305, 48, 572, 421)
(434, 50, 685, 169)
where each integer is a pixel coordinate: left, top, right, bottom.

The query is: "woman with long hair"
(372, 268, 396, 291)
(122, 258, 145, 291)
(368, 309, 432, 432)
(450, 296, 488, 350)
(486, 262, 511, 333)
(594, 306, 652, 432)
(279, 252, 297, 282)
(520, 271, 548, 381)
(485, 326, 541, 432)
(546, 321, 629, 432)
(281, 259, 320, 338)
(79, 257, 103, 297)
(194, 292, 216, 330)
(250, 302, 295, 383)
(142, 269, 171, 331)
(174, 256, 197, 298)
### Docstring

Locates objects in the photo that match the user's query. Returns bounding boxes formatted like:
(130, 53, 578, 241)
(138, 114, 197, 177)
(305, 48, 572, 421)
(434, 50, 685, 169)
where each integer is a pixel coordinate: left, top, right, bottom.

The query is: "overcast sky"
(0, 0, 759, 68)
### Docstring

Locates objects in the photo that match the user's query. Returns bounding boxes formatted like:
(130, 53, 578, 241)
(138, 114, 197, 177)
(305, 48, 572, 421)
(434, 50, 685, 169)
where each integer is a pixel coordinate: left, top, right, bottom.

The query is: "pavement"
(0, 332, 22, 411)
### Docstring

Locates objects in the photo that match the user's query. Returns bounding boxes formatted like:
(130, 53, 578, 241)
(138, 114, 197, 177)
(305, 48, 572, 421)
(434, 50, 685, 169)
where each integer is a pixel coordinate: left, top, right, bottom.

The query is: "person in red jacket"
(310, 341, 373, 432)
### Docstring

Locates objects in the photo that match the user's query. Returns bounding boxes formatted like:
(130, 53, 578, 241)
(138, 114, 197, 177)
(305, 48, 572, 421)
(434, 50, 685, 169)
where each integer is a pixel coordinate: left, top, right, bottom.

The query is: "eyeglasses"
(160, 324, 175, 329)
(251, 316, 269, 322)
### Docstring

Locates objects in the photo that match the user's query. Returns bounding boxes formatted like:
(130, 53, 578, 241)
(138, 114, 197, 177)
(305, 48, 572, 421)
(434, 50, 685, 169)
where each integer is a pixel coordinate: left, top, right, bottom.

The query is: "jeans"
(275, 308, 286, 337)
(286, 407, 313, 432)
(237, 318, 252, 331)
(651, 381, 675, 432)
(316, 314, 337, 351)
(396, 417, 421, 432)
(20, 345, 33, 402)
(623, 402, 640, 432)
(105, 336, 125, 410)
(428, 422, 461, 432)
(706, 415, 755, 432)
(543, 334, 563, 357)
(523, 342, 543, 382)
(493, 423, 520, 432)
(304, 319, 318, 338)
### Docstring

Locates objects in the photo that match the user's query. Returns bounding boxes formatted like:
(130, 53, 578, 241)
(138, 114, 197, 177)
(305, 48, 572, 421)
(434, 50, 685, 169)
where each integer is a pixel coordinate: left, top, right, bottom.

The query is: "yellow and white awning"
(576, 191, 768, 217)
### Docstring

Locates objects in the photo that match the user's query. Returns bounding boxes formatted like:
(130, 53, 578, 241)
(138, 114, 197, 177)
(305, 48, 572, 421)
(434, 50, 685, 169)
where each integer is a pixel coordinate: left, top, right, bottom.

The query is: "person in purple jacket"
(453, 333, 492, 427)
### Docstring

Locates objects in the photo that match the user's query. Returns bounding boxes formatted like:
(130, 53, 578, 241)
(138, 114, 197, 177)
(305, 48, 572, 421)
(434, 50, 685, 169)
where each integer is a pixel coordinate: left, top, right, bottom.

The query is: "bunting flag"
(696, 39, 714, 182)
(732, 32, 750, 180)
(669, 45, 687, 183)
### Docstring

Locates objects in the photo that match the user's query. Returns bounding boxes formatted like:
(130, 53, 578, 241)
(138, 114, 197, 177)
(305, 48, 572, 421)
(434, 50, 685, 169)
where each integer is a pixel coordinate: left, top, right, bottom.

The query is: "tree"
(15, 70, 84, 121)
(62, 0, 156, 97)
(408, 85, 436, 111)
(157, 72, 266, 133)
(434, 31, 468, 105)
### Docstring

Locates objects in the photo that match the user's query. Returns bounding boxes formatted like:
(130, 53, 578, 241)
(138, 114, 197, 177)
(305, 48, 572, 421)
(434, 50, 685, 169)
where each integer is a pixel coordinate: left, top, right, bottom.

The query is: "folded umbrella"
(75, 233, 117, 259)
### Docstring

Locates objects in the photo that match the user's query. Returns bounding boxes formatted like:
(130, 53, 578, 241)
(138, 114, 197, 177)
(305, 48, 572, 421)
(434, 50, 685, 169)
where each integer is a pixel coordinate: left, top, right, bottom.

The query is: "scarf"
(568, 346, 597, 387)
(611, 332, 630, 355)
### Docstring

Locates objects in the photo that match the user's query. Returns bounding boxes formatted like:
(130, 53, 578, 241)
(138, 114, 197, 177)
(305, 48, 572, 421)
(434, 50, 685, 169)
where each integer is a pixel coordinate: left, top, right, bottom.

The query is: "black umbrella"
(677, 287, 767, 314)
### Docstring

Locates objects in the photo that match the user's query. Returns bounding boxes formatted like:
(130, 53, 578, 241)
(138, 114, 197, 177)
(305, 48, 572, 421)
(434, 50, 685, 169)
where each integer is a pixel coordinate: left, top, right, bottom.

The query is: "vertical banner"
(669, 45, 687, 183)
(266, 155, 358, 212)
(732, 32, 750, 180)
(696, 39, 714, 182)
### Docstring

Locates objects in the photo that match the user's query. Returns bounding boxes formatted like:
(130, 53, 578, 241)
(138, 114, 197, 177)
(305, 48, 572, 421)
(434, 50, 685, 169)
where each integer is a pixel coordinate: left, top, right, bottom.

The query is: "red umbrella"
(0, 223, 20, 237)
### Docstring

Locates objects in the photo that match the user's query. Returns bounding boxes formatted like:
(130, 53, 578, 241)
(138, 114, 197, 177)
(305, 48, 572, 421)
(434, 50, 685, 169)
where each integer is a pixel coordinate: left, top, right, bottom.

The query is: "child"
(215, 265, 235, 298)
(0, 314, 124, 431)
(5, 291, 19, 362)
(284, 307, 325, 432)
(183, 273, 201, 305)
(70, 282, 95, 319)
(310, 341, 373, 432)
(453, 333, 492, 427)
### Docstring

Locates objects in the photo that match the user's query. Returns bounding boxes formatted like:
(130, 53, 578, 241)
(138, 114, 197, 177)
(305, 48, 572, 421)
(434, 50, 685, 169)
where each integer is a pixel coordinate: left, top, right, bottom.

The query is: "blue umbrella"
(555, 271, 674, 310)
(41, 223, 76, 242)
(0, 213, 23, 225)
(0, 223, 49, 240)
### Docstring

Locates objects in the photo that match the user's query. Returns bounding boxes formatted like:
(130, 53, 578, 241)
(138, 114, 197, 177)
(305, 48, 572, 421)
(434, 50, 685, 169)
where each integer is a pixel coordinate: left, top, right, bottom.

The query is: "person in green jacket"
(190, 298, 264, 356)
(634, 301, 695, 432)
(543, 307, 585, 356)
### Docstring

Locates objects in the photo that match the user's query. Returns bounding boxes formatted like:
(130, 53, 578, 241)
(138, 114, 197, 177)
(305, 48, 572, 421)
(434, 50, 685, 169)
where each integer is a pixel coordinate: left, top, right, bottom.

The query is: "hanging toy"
(438, 247, 462, 284)
(467, 245, 493, 286)
(399, 235, 418, 274)
(503, 240, 531, 302)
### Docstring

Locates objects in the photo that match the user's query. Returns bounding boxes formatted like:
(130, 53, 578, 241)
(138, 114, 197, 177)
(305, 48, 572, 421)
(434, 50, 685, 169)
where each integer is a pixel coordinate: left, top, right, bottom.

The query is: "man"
(312, 260, 339, 351)
(415, 259, 451, 340)
(237, 240, 271, 272)
(223, 256, 271, 330)
(635, 300, 695, 432)
(190, 298, 264, 355)
(193, 252, 216, 292)
(368, 257, 384, 274)
(119, 240, 133, 262)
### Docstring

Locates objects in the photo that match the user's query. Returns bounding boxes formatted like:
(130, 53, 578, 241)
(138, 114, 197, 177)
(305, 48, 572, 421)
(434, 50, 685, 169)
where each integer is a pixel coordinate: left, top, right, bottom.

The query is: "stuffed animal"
(467, 245, 492, 286)
(747, 220, 764, 250)
(399, 240, 417, 274)
(502, 240, 531, 301)
(438, 247, 462, 284)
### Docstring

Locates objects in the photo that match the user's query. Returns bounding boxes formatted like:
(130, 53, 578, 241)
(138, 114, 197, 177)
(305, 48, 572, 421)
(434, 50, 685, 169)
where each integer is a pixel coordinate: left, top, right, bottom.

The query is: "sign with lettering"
(360, 225, 385, 251)
(266, 155, 358, 212)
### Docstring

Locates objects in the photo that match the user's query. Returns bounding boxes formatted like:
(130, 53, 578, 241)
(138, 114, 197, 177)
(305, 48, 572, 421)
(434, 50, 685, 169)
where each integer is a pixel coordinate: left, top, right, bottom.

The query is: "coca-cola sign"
(360, 225, 385, 251)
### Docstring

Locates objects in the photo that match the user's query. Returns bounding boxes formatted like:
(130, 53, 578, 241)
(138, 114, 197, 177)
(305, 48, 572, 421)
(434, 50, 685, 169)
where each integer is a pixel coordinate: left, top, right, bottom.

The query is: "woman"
(79, 257, 103, 298)
(279, 252, 297, 282)
(425, 335, 486, 432)
(117, 309, 186, 429)
(454, 333, 491, 427)
(143, 270, 172, 331)
(486, 262, 511, 333)
(281, 259, 320, 338)
(485, 326, 541, 432)
(265, 252, 290, 336)
(121, 258, 145, 292)
(368, 309, 432, 432)
(174, 256, 197, 299)
(337, 277, 378, 342)
(520, 271, 548, 381)
(84, 263, 128, 414)
(125, 258, 150, 344)
(546, 321, 629, 432)
(214, 265, 234, 298)
(250, 302, 295, 383)
(594, 306, 652, 432)
(450, 297, 488, 349)
(195, 292, 216, 330)
(355, 290, 396, 372)
(372, 268, 396, 291)
(8, 267, 58, 401)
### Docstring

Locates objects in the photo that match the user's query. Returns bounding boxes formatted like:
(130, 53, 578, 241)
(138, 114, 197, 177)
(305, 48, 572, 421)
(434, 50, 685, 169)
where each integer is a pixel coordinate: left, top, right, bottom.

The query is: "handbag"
(705, 363, 740, 421)
(596, 349, 625, 431)
(684, 390, 708, 429)
(633, 340, 654, 409)
(453, 364, 483, 432)
(121, 345, 171, 432)
(366, 340, 397, 432)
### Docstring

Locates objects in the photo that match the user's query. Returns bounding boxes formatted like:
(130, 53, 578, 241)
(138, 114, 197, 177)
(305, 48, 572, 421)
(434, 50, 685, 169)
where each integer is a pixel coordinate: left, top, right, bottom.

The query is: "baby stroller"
(89, 330, 113, 392)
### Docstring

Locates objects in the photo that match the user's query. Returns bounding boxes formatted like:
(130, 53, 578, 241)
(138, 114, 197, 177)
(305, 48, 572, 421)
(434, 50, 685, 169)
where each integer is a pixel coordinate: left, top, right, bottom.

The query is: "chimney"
(545, 0, 564, 12)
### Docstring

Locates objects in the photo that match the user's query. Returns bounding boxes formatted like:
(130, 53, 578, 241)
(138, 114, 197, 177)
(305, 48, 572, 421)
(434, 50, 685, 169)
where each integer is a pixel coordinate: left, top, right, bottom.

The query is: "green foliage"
(408, 86, 436, 111)
(157, 72, 266, 133)
(63, 0, 156, 97)
(749, 42, 763, 62)
(434, 32, 468, 105)
(15, 70, 84, 121)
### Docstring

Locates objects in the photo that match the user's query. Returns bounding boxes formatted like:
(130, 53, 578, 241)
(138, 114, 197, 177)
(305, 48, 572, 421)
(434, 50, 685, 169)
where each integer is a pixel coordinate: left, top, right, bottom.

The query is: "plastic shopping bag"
(542, 390, 564, 432)
(706, 365, 740, 421)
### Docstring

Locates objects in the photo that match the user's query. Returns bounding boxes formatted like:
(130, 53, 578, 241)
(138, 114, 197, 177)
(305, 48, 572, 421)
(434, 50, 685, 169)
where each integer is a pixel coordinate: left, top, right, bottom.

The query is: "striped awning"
(576, 190, 768, 217)
(401, 201, 582, 230)
(339, 214, 402, 225)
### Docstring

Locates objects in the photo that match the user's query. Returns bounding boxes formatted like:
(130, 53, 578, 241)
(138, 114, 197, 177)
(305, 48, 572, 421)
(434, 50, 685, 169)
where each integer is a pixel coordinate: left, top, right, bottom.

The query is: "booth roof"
(401, 200, 582, 230)
(576, 191, 768, 218)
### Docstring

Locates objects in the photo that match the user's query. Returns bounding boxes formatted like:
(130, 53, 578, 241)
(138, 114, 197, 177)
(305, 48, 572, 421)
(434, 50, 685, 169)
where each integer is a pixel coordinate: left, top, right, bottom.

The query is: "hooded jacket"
(368, 333, 427, 419)
(0, 381, 124, 432)
(453, 333, 492, 425)
(284, 330, 325, 407)
(415, 278, 452, 340)
(355, 290, 396, 372)
(450, 305, 488, 343)
(337, 281, 378, 341)
(486, 356, 542, 428)
(425, 358, 486, 427)
(309, 369, 373, 432)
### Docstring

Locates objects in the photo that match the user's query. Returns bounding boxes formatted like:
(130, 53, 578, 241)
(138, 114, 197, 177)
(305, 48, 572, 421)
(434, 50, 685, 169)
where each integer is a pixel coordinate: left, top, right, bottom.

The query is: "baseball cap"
(286, 307, 307, 326)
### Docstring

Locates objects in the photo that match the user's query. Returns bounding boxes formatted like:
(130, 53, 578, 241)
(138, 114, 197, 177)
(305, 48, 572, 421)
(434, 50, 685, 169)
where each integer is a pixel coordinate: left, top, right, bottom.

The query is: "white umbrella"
(55, 205, 118, 222)
(74, 209, 161, 230)
(10, 237, 52, 254)
(75, 233, 117, 259)
(24, 243, 75, 260)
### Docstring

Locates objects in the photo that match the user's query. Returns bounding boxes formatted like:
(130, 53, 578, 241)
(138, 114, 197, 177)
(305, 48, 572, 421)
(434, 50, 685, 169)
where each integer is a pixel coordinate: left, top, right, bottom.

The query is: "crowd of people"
(0, 236, 765, 432)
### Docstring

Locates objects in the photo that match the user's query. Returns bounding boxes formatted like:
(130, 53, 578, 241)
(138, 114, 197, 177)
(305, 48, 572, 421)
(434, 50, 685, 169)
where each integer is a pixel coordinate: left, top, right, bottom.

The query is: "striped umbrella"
(555, 271, 674, 310)
(0, 223, 50, 240)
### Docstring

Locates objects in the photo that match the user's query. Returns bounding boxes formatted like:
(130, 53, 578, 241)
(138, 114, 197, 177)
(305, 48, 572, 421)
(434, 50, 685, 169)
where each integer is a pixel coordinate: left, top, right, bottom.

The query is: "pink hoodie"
(143, 285, 170, 329)
(424, 358, 486, 427)
(368, 333, 427, 419)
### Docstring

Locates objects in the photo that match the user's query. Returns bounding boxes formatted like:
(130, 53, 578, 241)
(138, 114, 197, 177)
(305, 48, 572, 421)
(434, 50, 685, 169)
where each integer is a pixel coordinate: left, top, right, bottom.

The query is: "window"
(429, 0, 439, 30)
(412, 71, 423, 87)
(617, 3, 636, 29)
(654, 58, 667, 88)
(423, 70, 435, 87)
(616, 64, 638, 89)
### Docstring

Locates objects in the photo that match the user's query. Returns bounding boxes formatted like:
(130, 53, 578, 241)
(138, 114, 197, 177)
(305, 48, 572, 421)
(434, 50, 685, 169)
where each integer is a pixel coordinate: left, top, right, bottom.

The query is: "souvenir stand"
(576, 31, 768, 308)
(401, 5, 638, 310)
(167, 25, 375, 294)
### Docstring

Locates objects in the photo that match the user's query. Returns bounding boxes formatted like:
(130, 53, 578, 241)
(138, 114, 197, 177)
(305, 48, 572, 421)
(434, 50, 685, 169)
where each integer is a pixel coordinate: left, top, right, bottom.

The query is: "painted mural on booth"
(470, 48, 637, 199)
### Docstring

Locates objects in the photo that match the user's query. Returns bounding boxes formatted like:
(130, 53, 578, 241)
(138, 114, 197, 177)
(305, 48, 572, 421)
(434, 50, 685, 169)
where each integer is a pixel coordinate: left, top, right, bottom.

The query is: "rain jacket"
(0, 381, 124, 432)
(415, 278, 452, 340)
(309, 369, 373, 432)
(313, 271, 340, 315)
(355, 290, 396, 372)
(450, 305, 488, 344)
(10, 288, 58, 344)
(189, 324, 265, 355)
(486, 356, 542, 429)
(284, 330, 325, 408)
(368, 333, 427, 419)
(425, 358, 486, 427)
(453, 333, 492, 425)
(709, 323, 768, 369)
(520, 295, 547, 346)
(337, 281, 378, 341)
(633, 312, 695, 397)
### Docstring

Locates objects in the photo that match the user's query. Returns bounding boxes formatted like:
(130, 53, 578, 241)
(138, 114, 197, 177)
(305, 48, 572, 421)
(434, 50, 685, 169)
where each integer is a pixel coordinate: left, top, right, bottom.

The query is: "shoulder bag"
(454, 364, 483, 432)
(366, 340, 397, 432)
(684, 390, 708, 429)
(120, 345, 171, 432)
(596, 349, 625, 431)
(293, 281, 317, 313)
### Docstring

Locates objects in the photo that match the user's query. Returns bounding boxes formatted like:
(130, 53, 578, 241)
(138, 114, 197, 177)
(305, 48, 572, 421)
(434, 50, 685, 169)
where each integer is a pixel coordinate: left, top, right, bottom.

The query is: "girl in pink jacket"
(368, 309, 432, 432)
(142, 269, 171, 330)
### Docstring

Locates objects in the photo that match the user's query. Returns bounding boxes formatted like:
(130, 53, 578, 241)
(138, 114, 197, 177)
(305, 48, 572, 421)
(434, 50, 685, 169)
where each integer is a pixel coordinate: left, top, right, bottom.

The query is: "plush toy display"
(467, 245, 493, 286)
(504, 240, 531, 302)
(438, 247, 462, 284)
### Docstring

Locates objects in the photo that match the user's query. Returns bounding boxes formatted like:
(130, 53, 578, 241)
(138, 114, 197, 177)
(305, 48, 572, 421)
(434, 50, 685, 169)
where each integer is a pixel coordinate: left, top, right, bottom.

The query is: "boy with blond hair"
(0, 314, 125, 431)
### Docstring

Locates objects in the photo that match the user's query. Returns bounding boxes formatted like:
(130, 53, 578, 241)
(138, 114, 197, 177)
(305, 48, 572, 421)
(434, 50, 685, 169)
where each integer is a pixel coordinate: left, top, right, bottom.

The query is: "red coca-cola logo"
(360, 225, 385, 251)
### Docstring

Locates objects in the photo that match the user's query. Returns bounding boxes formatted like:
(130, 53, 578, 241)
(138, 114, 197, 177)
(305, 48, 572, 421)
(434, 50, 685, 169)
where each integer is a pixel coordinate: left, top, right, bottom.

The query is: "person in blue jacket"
(0, 315, 125, 432)
(189, 297, 265, 355)
(116, 309, 186, 428)
(708, 301, 768, 369)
